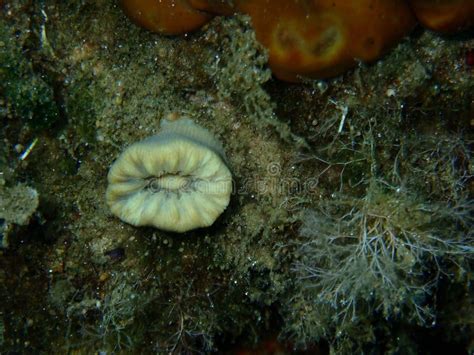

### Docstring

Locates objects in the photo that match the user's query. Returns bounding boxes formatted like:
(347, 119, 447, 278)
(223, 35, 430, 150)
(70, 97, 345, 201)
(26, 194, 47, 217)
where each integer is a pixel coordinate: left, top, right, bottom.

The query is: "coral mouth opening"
(146, 173, 194, 194)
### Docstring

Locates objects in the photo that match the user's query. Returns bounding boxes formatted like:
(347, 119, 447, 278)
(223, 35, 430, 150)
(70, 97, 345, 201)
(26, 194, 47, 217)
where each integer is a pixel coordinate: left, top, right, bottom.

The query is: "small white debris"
(19, 138, 38, 161)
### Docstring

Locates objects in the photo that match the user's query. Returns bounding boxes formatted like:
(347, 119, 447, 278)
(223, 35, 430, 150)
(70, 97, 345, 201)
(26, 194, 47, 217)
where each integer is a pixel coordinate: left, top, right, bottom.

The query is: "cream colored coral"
(106, 118, 232, 232)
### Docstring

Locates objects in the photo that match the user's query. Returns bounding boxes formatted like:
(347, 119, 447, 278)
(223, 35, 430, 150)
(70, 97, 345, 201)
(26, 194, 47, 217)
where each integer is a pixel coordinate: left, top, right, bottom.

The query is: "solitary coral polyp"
(106, 118, 232, 233)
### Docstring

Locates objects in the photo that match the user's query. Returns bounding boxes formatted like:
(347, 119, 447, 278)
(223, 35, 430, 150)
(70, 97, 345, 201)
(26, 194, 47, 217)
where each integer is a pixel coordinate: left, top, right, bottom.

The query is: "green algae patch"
(0, 18, 60, 131)
(64, 76, 104, 144)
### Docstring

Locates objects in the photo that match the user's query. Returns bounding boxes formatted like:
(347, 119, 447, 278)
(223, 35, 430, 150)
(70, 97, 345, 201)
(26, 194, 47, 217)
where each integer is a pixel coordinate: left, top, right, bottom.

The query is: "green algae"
(0, 10, 60, 132)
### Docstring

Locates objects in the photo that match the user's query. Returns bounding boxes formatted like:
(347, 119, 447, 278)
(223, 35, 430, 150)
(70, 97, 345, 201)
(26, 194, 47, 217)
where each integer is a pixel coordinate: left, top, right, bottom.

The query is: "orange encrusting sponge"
(408, 0, 474, 33)
(188, 0, 236, 15)
(119, 0, 472, 82)
(120, 0, 213, 35)
(234, 0, 417, 82)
